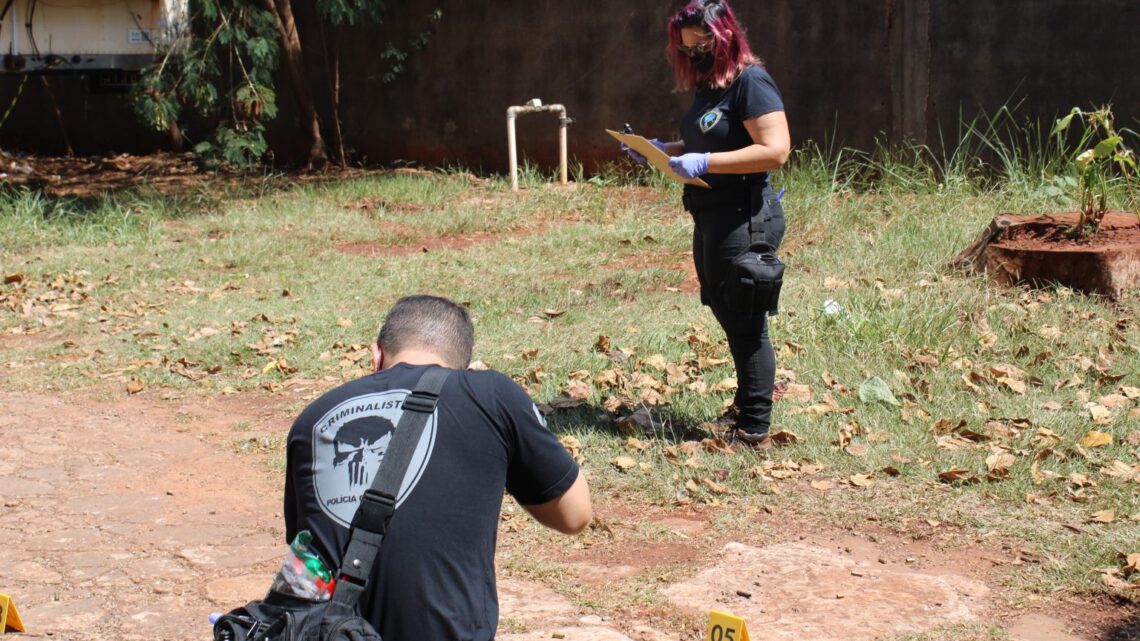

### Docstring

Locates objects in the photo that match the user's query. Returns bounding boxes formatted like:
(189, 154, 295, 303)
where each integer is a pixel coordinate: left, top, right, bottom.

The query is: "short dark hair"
(376, 295, 474, 369)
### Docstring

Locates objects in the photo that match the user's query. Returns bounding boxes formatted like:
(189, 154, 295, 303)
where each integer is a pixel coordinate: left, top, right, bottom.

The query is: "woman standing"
(627, 0, 790, 451)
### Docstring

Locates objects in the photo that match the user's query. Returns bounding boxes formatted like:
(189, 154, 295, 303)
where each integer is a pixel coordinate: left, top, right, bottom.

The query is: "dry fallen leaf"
(1101, 571, 1138, 591)
(1082, 430, 1114, 448)
(1124, 553, 1140, 574)
(769, 430, 799, 446)
(784, 383, 813, 403)
(564, 379, 593, 401)
(1069, 472, 1094, 488)
(1098, 394, 1131, 409)
(1033, 428, 1063, 449)
(615, 407, 655, 436)
(560, 436, 585, 463)
(126, 377, 145, 394)
(1088, 509, 1116, 524)
(1100, 461, 1140, 482)
(998, 377, 1027, 395)
(713, 377, 738, 393)
(938, 468, 977, 484)
(986, 453, 1017, 480)
(593, 335, 612, 352)
(611, 456, 637, 471)
(810, 480, 834, 491)
(602, 396, 624, 413)
(990, 363, 1027, 380)
(1088, 405, 1113, 425)
(848, 473, 875, 488)
(702, 478, 729, 494)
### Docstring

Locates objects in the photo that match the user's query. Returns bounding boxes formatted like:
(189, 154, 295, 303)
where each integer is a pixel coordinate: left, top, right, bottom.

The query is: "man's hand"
(668, 152, 710, 179)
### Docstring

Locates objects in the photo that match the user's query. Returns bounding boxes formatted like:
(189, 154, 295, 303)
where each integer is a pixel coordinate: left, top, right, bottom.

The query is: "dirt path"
(0, 390, 285, 640)
(0, 389, 1131, 641)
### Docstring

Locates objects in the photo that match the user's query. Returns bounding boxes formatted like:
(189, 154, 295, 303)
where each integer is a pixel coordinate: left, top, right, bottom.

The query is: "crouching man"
(284, 294, 592, 640)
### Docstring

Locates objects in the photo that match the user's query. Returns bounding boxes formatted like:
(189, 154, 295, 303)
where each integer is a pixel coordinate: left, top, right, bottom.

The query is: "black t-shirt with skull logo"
(284, 363, 579, 641)
(679, 64, 784, 193)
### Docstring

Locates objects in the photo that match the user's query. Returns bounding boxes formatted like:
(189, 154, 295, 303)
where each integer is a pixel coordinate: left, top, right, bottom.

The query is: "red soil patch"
(336, 223, 548, 257)
(344, 198, 436, 215)
(0, 151, 388, 198)
(994, 212, 1140, 249)
(957, 212, 1140, 298)
(607, 249, 700, 294)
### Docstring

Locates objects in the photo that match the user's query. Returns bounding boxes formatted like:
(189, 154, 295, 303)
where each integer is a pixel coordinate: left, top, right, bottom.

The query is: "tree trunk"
(330, 32, 346, 167)
(169, 120, 184, 152)
(261, 0, 328, 168)
(318, 17, 347, 167)
(39, 76, 73, 157)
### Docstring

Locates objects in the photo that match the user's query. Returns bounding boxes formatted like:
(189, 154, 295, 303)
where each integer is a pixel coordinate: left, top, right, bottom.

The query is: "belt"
(682, 188, 750, 212)
(682, 182, 772, 213)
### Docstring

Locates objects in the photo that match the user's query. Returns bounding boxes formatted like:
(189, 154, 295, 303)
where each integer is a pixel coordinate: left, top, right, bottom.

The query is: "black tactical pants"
(687, 184, 785, 435)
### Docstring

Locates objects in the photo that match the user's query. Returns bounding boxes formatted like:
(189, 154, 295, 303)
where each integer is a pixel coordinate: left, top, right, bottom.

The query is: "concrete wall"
(926, 0, 1140, 139)
(272, 0, 896, 168)
(0, 0, 1136, 166)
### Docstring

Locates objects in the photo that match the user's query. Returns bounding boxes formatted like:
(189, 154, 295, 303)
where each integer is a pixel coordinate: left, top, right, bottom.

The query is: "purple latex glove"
(668, 152, 710, 179)
(621, 138, 667, 164)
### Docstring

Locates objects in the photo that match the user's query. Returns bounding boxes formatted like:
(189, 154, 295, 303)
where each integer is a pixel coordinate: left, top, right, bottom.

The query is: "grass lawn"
(2, 147, 1138, 621)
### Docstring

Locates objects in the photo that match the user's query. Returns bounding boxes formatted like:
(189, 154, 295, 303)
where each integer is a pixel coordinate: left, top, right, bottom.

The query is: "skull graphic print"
(333, 417, 395, 487)
(311, 390, 437, 527)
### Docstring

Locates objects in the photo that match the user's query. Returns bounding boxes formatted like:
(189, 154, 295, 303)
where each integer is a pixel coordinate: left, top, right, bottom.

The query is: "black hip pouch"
(724, 242, 785, 318)
(722, 186, 785, 318)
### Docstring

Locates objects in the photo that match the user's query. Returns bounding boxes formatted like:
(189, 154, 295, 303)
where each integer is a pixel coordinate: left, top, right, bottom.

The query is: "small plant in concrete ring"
(1051, 106, 1138, 238)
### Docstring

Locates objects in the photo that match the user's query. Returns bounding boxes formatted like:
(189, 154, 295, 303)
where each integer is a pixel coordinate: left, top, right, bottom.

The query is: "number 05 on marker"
(707, 610, 750, 641)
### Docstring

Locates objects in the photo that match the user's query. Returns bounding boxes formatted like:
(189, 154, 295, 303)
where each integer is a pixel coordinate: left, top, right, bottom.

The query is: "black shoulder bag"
(723, 188, 785, 318)
(213, 367, 452, 641)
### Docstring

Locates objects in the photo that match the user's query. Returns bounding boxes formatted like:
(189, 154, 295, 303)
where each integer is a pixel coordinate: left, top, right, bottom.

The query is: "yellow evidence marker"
(0, 592, 25, 633)
(707, 610, 749, 641)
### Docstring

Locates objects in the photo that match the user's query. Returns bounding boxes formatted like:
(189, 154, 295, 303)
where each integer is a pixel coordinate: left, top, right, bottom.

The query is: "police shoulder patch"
(699, 110, 722, 134)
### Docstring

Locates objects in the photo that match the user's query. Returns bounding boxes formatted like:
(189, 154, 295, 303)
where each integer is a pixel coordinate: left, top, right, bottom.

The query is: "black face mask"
(691, 52, 714, 73)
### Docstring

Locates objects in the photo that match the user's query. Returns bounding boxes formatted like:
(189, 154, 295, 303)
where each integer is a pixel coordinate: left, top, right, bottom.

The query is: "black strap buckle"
(351, 489, 397, 532)
(401, 391, 439, 414)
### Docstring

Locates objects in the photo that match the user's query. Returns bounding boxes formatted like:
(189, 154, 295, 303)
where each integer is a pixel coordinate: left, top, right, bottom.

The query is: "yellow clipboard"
(606, 129, 710, 188)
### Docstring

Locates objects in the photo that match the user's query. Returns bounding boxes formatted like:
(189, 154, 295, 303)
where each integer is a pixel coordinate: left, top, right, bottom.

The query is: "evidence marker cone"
(707, 610, 749, 641)
(0, 592, 25, 633)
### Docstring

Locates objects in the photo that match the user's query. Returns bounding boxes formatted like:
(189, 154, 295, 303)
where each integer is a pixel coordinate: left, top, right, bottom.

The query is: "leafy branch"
(131, 0, 441, 169)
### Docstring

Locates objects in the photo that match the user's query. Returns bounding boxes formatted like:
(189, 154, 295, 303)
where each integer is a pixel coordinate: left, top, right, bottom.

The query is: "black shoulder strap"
(332, 366, 450, 606)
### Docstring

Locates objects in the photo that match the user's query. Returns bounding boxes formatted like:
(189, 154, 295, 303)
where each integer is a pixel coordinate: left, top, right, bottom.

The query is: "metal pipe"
(11, 0, 19, 55)
(506, 100, 572, 191)
(559, 120, 568, 184)
(507, 113, 519, 191)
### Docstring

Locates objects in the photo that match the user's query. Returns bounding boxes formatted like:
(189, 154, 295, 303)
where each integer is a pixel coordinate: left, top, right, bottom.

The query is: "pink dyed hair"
(666, 0, 761, 91)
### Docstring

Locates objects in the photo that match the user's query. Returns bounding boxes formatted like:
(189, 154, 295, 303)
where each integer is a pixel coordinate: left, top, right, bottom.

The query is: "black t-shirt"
(284, 363, 579, 641)
(680, 64, 784, 193)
